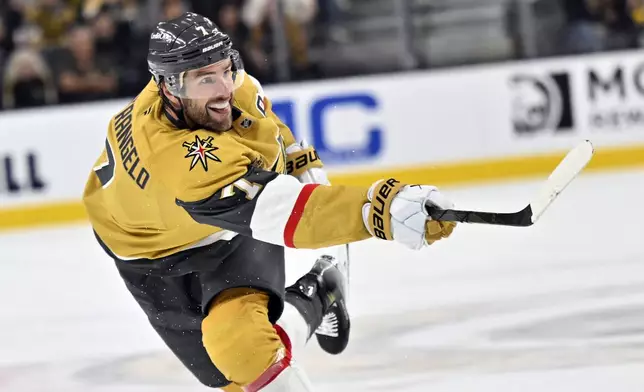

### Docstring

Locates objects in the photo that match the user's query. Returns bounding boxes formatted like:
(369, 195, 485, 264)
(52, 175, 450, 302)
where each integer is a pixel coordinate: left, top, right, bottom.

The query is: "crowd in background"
(562, 0, 644, 53)
(0, 0, 342, 110)
(1, 0, 644, 111)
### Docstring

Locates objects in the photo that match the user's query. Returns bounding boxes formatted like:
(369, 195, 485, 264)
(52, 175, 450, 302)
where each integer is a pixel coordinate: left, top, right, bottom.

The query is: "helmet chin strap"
(159, 84, 192, 130)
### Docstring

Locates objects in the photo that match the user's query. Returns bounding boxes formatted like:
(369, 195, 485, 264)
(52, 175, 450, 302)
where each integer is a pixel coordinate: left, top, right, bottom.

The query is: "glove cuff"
(365, 178, 405, 241)
(285, 146, 323, 177)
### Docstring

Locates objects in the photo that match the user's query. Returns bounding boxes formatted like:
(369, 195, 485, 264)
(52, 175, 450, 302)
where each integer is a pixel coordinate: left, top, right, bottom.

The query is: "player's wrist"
(285, 141, 328, 185)
(361, 178, 457, 250)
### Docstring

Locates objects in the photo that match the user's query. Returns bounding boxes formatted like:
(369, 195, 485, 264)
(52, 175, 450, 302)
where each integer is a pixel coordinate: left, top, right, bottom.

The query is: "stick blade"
(426, 140, 594, 227)
(529, 140, 595, 223)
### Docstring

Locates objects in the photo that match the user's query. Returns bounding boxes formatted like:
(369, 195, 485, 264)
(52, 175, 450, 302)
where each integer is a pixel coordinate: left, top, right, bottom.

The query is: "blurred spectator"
(190, 0, 218, 21)
(562, 0, 606, 53)
(91, 8, 126, 66)
(24, 0, 78, 46)
(281, 0, 318, 77)
(630, 0, 644, 23)
(88, 1, 150, 95)
(216, 0, 270, 82)
(82, 0, 152, 34)
(0, 19, 6, 68)
(317, 0, 350, 44)
(601, 0, 640, 50)
(1, 0, 27, 55)
(119, 0, 156, 33)
(163, 0, 189, 21)
(3, 0, 642, 114)
(2, 48, 57, 109)
(242, 0, 319, 79)
(52, 25, 118, 103)
(82, 0, 121, 20)
(561, 0, 639, 54)
(12, 23, 45, 50)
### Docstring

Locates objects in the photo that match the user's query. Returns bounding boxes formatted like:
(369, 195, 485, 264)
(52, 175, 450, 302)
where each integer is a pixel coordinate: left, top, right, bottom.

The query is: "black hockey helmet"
(147, 12, 244, 98)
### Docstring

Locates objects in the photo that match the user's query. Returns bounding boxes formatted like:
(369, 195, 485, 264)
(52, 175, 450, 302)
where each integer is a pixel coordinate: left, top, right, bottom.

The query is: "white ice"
(1, 168, 643, 391)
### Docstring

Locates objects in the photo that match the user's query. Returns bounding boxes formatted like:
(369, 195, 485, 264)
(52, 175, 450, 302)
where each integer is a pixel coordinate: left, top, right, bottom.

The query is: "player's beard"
(182, 96, 234, 132)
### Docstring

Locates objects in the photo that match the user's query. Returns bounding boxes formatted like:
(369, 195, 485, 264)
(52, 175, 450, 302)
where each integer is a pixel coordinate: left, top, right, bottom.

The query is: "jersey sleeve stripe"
(248, 174, 305, 246)
(178, 167, 280, 238)
(283, 184, 319, 248)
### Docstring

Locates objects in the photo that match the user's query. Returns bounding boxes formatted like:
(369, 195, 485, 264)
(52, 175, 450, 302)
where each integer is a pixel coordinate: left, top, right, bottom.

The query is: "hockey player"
(82, 12, 457, 392)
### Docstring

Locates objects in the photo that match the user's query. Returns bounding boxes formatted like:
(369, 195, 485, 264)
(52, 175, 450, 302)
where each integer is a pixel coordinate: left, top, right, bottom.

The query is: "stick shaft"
(427, 205, 534, 226)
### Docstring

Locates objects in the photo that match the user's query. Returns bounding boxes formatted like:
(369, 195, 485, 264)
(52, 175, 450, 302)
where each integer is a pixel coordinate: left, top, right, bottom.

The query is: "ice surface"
(1, 168, 643, 391)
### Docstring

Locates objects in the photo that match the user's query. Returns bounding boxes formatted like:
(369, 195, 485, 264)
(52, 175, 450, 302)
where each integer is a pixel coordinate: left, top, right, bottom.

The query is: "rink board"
(1, 50, 644, 230)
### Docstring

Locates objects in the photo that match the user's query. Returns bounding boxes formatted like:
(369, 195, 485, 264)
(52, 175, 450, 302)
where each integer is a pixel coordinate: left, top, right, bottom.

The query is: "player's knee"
(202, 288, 285, 386)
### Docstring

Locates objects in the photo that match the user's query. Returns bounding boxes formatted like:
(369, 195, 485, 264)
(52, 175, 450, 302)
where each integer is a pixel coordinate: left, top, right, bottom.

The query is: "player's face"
(181, 59, 235, 131)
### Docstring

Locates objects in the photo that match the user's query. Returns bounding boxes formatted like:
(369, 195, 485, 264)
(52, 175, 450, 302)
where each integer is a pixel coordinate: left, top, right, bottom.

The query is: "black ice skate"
(285, 255, 350, 355)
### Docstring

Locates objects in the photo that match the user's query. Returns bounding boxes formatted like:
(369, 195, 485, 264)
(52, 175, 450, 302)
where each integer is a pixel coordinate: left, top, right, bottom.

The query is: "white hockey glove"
(285, 140, 329, 185)
(361, 178, 457, 250)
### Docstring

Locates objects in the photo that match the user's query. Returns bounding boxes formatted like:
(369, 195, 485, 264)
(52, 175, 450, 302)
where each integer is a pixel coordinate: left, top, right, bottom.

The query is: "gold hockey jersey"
(82, 73, 372, 260)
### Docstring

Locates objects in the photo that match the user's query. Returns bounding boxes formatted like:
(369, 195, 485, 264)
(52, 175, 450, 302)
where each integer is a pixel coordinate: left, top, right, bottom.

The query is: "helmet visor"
(170, 59, 245, 100)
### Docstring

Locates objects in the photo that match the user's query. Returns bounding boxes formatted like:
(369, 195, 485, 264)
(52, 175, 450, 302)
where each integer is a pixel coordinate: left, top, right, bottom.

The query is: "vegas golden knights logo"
(183, 135, 221, 171)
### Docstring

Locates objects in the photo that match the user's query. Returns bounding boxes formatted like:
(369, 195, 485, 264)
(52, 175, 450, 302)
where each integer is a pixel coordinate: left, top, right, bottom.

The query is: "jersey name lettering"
(114, 102, 150, 189)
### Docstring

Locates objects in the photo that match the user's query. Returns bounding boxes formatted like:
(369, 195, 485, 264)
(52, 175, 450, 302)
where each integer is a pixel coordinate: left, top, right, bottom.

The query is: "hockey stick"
(425, 140, 595, 227)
